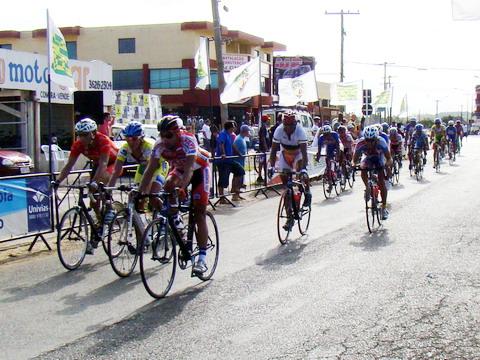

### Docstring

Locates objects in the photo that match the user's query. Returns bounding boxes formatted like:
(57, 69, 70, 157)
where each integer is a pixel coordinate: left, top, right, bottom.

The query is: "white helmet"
(75, 118, 97, 133)
(448, 120, 454, 126)
(364, 126, 379, 139)
(322, 125, 332, 133)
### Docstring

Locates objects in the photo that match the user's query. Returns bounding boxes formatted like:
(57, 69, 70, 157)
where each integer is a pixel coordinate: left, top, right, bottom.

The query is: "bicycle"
(106, 185, 147, 278)
(433, 143, 441, 173)
(390, 153, 402, 186)
(55, 183, 123, 271)
(322, 157, 341, 199)
(275, 170, 312, 245)
(413, 149, 425, 181)
(355, 167, 383, 233)
(447, 139, 456, 165)
(138, 190, 219, 299)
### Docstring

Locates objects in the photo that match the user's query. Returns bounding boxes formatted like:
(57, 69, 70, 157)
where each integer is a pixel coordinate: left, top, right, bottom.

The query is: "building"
(0, 22, 287, 126)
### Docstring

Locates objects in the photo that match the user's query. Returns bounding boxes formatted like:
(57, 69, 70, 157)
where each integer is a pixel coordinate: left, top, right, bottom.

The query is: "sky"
(1, 0, 479, 116)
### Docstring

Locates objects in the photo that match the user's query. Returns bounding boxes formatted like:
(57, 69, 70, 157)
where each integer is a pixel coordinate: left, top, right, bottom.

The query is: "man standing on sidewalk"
(201, 119, 212, 152)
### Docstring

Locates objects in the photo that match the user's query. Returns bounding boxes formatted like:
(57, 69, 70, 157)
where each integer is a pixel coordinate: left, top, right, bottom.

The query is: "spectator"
(233, 125, 250, 193)
(201, 119, 212, 152)
(215, 121, 245, 202)
(210, 125, 219, 153)
(257, 115, 271, 183)
(98, 112, 114, 138)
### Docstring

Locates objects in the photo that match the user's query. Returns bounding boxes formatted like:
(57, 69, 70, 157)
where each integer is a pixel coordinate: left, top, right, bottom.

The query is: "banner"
(113, 91, 162, 124)
(0, 49, 113, 104)
(47, 10, 75, 90)
(273, 56, 315, 93)
(374, 88, 392, 108)
(0, 175, 51, 240)
(220, 57, 261, 104)
(399, 94, 408, 114)
(223, 53, 249, 72)
(452, 0, 480, 20)
(194, 37, 210, 90)
(330, 81, 362, 104)
(278, 70, 318, 106)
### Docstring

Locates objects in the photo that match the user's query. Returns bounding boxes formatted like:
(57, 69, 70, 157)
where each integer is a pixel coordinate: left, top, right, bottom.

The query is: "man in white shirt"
(201, 119, 212, 152)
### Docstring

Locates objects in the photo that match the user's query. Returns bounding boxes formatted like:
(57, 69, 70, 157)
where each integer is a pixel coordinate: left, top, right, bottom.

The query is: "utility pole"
(211, 0, 228, 126)
(325, 9, 360, 83)
(382, 62, 394, 90)
(435, 99, 440, 117)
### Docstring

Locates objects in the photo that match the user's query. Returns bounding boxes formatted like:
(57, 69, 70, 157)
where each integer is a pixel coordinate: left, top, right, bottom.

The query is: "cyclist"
(404, 117, 417, 150)
(338, 125, 354, 163)
(381, 122, 390, 136)
(268, 111, 311, 230)
(389, 127, 403, 167)
(445, 120, 457, 157)
(430, 118, 446, 167)
(317, 125, 341, 191)
(54, 118, 119, 254)
(455, 120, 464, 149)
(409, 123, 429, 169)
(376, 123, 390, 146)
(347, 123, 357, 140)
(352, 126, 392, 220)
(138, 115, 211, 275)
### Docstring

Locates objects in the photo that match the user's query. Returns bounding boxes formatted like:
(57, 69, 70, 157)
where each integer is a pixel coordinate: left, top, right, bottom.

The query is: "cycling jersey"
(379, 132, 390, 146)
(339, 132, 354, 154)
(354, 137, 389, 169)
(411, 131, 428, 149)
(272, 124, 308, 171)
(455, 124, 463, 136)
(389, 133, 403, 154)
(318, 132, 340, 158)
(70, 132, 118, 173)
(117, 138, 169, 184)
(431, 125, 446, 143)
(446, 126, 457, 141)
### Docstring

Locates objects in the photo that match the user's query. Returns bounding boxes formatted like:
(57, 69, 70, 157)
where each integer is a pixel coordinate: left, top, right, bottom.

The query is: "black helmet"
(158, 115, 181, 132)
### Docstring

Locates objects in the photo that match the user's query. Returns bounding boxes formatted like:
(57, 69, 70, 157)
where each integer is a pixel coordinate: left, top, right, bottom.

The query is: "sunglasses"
(76, 133, 90, 137)
(160, 132, 174, 139)
(126, 136, 139, 141)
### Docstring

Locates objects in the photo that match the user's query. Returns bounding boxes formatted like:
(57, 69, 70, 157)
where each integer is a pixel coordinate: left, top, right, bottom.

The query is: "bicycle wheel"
(415, 162, 423, 181)
(277, 191, 292, 245)
(347, 165, 355, 188)
(339, 168, 347, 192)
(365, 186, 382, 233)
(107, 209, 140, 278)
(57, 207, 89, 270)
(435, 152, 441, 172)
(394, 160, 400, 184)
(296, 185, 311, 235)
(322, 173, 334, 199)
(192, 211, 220, 281)
(333, 171, 341, 196)
(140, 217, 176, 299)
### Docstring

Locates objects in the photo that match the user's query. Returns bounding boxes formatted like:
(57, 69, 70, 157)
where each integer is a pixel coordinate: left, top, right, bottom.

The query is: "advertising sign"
(0, 49, 113, 105)
(0, 175, 51, 240)
(273, 56, 316, 94)
(113, 91, 162, 125)
(222, 54, 249, 72)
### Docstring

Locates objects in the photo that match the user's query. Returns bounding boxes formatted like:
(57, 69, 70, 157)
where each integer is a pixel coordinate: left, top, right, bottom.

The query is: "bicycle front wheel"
(322, 173, 334, 199)
(277, 191, 292, 245)
(107, 209, 140, 278)
(57, 207, 89, 270)
(192, 211, 220, 281)
(139, 218, 176, 299)
(365, 186, 381, 234)
(296, 185, 311, 235)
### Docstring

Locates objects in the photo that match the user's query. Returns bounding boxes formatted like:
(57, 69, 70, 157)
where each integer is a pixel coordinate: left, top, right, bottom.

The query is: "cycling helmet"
(434, 118, 441, 125)
(382, 122, 389, 133)
(313, 116, 321, 121)
(75, 118, 97, 133)
(261, 115, 270, 123)
(456, 119, 461, 124)
(415, 123, 424, 131)
(282, 111, 296, 125)
(448, 120, 454, 126)
(338, 125, 347, 133)
(409, 117, 417, 123)
(389, 127, 398, 134)
(374, 123, 383, 132)
(158, 115, 181, 132)
(347, 123, 355, 130)
(332, 122, 340, 131)
(322, 125, 332, 133)
(123, 121, 144, 137)
(364, 126, 379, 139)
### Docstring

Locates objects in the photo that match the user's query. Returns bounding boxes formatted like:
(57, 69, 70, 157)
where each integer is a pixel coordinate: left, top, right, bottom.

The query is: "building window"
(266, 54, 271, 62)
(150, 68, 190, 89)
(118, 38, 135, 54)
(113, 69, 143, 90)
(66, 41, 77, 59)
(254, 50, 260, 58)
(0, 44, 12, 50)
(195, 70, 218, 89)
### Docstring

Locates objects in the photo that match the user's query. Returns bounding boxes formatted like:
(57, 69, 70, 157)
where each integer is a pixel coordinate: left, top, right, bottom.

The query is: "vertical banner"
(113, 91, 162, 124)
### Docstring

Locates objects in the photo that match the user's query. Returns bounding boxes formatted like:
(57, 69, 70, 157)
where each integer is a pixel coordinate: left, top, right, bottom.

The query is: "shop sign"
(223, 54, 249, 72)
(0, 49, 113, 105)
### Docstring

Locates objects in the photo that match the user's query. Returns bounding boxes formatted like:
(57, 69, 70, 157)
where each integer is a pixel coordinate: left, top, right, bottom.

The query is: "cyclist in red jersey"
(139, 115, 211, 275)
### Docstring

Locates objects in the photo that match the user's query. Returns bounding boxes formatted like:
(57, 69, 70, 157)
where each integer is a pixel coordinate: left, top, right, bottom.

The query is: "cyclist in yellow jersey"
(430, 118, 446, 168)
(108, 121, 168, 189)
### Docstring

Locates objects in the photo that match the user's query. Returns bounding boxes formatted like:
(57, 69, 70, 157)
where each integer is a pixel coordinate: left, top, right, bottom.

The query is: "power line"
(348, 61, 480, 72)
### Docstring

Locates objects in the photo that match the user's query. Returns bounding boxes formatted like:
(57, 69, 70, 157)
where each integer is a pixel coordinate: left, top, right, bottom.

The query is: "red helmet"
(282, 111, 296, 125)
(261, 115, 270, 123)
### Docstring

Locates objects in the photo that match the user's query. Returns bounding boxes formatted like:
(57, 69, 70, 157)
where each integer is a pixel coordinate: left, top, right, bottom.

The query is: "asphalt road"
(2, 137, 480, 359)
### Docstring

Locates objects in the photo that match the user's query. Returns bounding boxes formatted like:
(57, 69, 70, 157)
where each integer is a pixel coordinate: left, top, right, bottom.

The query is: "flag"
(374, 88, 392, 108)
(452, 0, 480, 20)
(194, 37, 211, 90)
(278, 70, 318, 106)
(220, 57, 261, 104)
(399, 94, 407, 114)
(47, 10, 74, 89)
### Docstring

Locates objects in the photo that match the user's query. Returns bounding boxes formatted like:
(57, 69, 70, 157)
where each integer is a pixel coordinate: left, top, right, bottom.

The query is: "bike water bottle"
(293, 191, 301, 208)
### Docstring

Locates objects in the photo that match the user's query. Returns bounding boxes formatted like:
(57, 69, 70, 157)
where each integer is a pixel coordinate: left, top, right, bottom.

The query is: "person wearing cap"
(233, 125, 251, 196)
(257, 114, 271, 183)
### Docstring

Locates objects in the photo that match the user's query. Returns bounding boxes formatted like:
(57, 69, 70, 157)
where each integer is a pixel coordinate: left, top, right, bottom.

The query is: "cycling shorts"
(278, 150, 302, 172)
(360, 156, 385, 170)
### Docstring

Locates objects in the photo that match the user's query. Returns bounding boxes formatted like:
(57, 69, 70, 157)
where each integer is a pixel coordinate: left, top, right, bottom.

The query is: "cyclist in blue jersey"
(316, 125, 340, 172)
(408, 123, 429, 169)
(445, 120, 457, 156)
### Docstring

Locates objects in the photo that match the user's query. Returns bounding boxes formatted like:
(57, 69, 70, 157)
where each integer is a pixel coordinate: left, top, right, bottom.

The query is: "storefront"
(0, 48, 113, 169)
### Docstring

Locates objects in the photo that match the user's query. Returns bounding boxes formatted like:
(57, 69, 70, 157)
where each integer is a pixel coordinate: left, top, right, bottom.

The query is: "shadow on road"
(0, 261, 108, 303)
(255, 239, 308, 269)
(350, 229, 392, 252)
